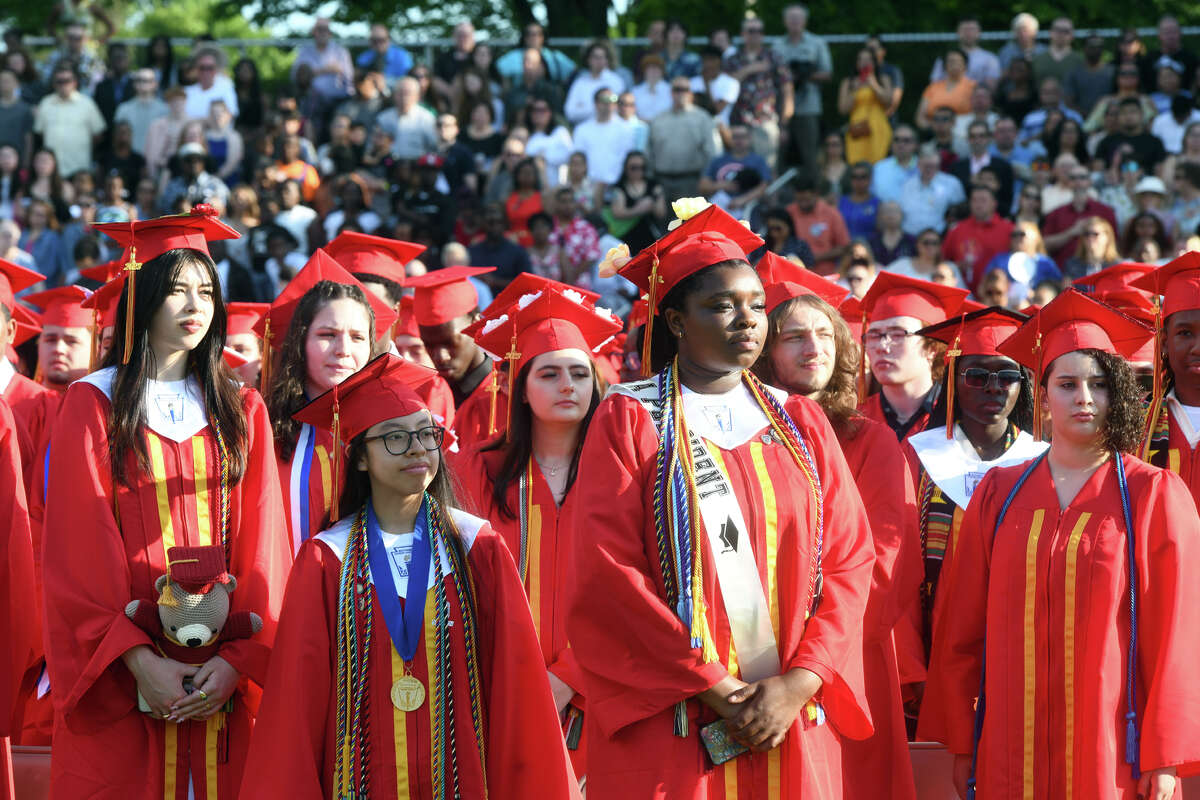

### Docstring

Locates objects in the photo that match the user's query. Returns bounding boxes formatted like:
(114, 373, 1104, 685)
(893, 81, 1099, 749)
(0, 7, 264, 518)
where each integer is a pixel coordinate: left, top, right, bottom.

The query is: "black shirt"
(453, 354, 493, 406)
(879, 384, 941, 441)
(1096, 131, 1167, 171)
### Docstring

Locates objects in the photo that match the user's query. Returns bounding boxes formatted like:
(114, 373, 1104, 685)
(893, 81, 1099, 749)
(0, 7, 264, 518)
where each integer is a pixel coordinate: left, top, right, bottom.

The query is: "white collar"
(0, 358, 13, 393)
(908, 424, 1048, 509)
(1167, 390, 1200, 448)
(681, 381, 785, 450)
(79, 366, 210, 442)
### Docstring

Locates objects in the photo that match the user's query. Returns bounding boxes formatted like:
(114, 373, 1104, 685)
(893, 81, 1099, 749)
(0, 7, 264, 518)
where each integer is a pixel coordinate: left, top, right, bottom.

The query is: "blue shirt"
(704, 152, 771, 184)
(872, 156, 919, 204)
(838, 194, 881, 240)
(356, 45, 413, 81)
(1019, 104, 1083, 144)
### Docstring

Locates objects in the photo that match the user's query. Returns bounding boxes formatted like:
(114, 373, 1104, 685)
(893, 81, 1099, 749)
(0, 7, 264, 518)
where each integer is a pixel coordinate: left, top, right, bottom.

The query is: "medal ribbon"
(366, 497, 432, 662)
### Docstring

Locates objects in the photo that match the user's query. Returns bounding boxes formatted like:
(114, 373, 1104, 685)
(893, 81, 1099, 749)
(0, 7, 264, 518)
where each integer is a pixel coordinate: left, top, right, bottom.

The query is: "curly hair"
(266, 280, 377, 459)
(1043, 348, 1143, 453)
(754, 294, 864, 437)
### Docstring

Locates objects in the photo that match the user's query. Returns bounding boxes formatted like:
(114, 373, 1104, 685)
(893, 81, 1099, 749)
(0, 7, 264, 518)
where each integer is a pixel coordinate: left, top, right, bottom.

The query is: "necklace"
(535, 457, 570, 477)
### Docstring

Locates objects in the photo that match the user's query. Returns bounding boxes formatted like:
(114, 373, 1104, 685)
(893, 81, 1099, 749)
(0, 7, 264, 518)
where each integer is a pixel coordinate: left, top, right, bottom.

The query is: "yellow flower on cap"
(671, 196, 711, 221)
(598, 243, 631, 278)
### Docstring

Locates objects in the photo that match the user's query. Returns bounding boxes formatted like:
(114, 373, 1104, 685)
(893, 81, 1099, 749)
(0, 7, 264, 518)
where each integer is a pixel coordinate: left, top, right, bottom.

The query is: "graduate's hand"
(726, 668, 822, 752)
(548, 671, 575, 716)
(170, 656, 239, 721)
(1137, 767, 1177, 800)
(121, 645, 195, 718)
(952, 754, 972, 799)
(698, 674, 750, 719)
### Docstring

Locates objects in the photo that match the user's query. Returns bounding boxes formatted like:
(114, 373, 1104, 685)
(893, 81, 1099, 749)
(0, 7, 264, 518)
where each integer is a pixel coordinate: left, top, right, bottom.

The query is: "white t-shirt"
(690, 73, 740, 127)
(572, 118, 635, 185)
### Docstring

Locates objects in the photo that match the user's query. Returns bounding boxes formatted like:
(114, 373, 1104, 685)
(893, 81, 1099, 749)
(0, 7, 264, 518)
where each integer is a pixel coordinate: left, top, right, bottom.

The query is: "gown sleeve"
(1, 400, 35, 736)
(565, 394, 728, 738)
(41, 383, 154, 734)
(471, 528, 581, 800)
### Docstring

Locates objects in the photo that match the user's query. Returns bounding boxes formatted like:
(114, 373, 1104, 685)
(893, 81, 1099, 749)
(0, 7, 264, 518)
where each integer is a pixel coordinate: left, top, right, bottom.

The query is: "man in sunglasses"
(32, 64, 105, 178)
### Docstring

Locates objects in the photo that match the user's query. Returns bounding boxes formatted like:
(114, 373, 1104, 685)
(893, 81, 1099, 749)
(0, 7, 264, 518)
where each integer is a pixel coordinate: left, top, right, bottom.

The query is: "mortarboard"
(1072, 262, 1155, 298)
(406, 266, 496, 326)
(325, 231, 425, 287)
(479, 273, 600, 320)
(22, 286, 93, 329)
(225, 302, 269, 338)
(757, 251, 849, 313)
(0, 259, 46, 315)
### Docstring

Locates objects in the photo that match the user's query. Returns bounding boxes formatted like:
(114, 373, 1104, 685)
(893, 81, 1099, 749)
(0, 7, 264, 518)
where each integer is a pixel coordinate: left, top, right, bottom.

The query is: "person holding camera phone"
(774, 3, 832, 179)
(838, 48, 893, 165)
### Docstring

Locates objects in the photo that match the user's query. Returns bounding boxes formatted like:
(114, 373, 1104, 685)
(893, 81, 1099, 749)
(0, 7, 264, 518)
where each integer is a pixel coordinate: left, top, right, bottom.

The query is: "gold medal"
(390, 674, 426, 712)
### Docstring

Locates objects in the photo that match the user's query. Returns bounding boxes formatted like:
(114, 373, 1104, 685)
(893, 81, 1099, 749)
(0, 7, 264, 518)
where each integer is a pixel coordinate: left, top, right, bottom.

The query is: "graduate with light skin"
(24, 287, 93, 391)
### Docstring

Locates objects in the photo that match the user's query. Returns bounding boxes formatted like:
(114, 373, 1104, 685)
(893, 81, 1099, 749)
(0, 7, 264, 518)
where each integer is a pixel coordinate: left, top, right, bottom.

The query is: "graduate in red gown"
(243, 354, 580, 799)
(0, 260, 55, 473)
(392, 296, 456, 431)
(326, 230, 424, 343)
(455, 287, 623, 780)
(753, 253, 919, 800)
(922, 289, 1200, 800)
(260, 249, 398, 553)
(408, 266, 506, 441)
(222, 302, 269, 388)
(568, 203, 875, 799)
(1131, 253, 1200, 509)
(0, 397, 35, 800)
(41, 211, 292, 799)
(855, 273, 967, 441)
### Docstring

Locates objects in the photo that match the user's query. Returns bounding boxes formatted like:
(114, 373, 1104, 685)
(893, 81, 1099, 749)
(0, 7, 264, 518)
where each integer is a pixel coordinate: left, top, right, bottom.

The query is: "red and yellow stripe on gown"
(240, 509, 581, 799)
(1, 398, 37, 800)
(41, 376, 291, 800)
(836, 417, 920, 800)
(922, 454, 1200, 798)
(275, 423, 338, 555)
(1141, 399, 1200, 511)
(567, 390, 875, 800)
(454, 441, 587, 778)
(453, 371, 509, 444)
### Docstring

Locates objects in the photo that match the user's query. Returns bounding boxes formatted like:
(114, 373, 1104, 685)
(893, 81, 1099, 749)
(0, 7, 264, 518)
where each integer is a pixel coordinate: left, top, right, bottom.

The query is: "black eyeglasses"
(962, 368, 1023, 389)
(364, 426, 445, 455)
(864, 328, 917, 346)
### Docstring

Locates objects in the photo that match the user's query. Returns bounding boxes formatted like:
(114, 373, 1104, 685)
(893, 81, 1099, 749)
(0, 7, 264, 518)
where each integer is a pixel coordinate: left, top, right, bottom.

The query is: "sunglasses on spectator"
(54, 77, 74, 85)
(197, 63, 217, 72)
(598, 94, 618, 104)
(671, 84, 690, 92)
(962, 368, 1023, 389)
(851, 172, 870, 179)
(893, 136, 915, 143)
(744, 26, 764, 33)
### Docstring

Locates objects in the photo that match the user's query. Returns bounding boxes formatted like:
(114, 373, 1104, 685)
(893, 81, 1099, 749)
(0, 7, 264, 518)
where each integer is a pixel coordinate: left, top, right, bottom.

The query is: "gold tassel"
(856, 311, 869, 402)
(945, 330, 962, 440)
(121, 245, 141, 365)
(504, 333, 521, 439)
(89, 307, 101, 371)
(159, 579, 177, 607)
(1032, 331, 1044, 442)
(640, 256, 662, 379)
(486, 377, 499, 436)
(330, 388, 341, 522)
(1140, 298, 1165, 459)
(259, 319, 273, 393)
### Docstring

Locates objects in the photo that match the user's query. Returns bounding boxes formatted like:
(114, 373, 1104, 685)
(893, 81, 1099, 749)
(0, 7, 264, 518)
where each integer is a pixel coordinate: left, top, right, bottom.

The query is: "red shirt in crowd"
(786, 199, 850, 275)
(1041, 199, 1119, 268)
(941, 213, 1015, 292)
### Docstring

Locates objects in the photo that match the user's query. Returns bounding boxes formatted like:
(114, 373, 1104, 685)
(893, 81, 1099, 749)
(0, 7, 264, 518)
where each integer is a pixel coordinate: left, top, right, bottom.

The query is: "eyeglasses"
(671, 85, 690, 93)
(864, 328, 917, 346)
(197, 63, 217, 72)
(961, 368, 1023, 389)
(598, 94, 618, 104)
(918, 237, 940, 246)
(363, 425, 445, 455)
(744, 26, 764, 34)
(1070, 173, 1090, 181)
(851, 172, 870, 179)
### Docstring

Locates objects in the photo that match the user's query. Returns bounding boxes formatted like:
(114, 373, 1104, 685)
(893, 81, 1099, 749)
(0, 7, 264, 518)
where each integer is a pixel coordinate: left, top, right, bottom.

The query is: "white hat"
(1134, 176, 1167, 195)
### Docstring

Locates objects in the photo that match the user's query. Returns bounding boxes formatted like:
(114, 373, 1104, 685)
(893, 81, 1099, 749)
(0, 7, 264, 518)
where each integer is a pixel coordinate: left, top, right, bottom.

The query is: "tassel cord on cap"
(856, 313, 868, 402)
(259, 319, 273, 394)
(1139, 298, 1165, 460)
(121, 240, 141, 365)
(90, 307, 101, 371)
(640, 256, 663, 379)
(1032, 331, 1044, 442)
(503, 332, 521, 441)
(944, 330, 963, 440)
(330, 384, 341, 522)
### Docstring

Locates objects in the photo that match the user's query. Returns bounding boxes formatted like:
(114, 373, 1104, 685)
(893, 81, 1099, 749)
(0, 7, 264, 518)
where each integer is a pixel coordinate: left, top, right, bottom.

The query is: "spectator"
(630, 20, 667, 83)
(871, 123, 918, 203)
(631, 56, 671, 121)
(563, 41, 625, 125)
(917, 50, 975, 130)
(662, 19, 700, 79)
(4, 48, 44, 108)
(0, 69, 34, 167)
(524, 210, 561, 279)
(93, 42, 134, 130)
(1018, 76, 1083, 143)
(97, 120, 146, 194)
(469, 203, 531, 287)
(270, 135, 320, 203)
(1043, 117, 1089, 166)
(607, 150, 666, 252)
(292, 18, 354, 107)
(698, 123, 770, 216)
(774, 4, 830, 177)
(18, 148, 72, 222)
(838, 161, 880, 240)
(1131, 175, 1175, 234)
(225, 184, 261, 263)
(274, 178, 316, 254)
(1096, 96, 1167, 172)
(897, 147, 965, 235)
(564, 151, 599, 213)
(929, 106, 962, 170)
(690, 46, 740, 130)
(930, 16, 1001, 89)
(0, 145, 20, 220)
(0, 218, 34, 268)
(1152, 93, 1200, 154)
(408, 64, 443, 115)
(786, 174, 850, 274)
(1061, 215, 1118, 278)
(1064, 34, 1114, 116)
(160, 141, 230, 212)
(941, 184, 1014, 290)
(994, 57, 1037, 123)
(887, 227, 966, 287)
(33, 64, 105, 178)
(982, 220, 1061, 302)
(451, 67, 503, 135)
(434, 113, 479, 194)
(262, 225, 305, 291)
(482, 136, 525, 206)
(1170, 161, 1200, 239)
(504, 157, 544, 247)
(1032, 17, 1084, 86)
(113, 68, 166, 157)
(142, 33, 176, 89)
(950, 120, 1015, 213)
(1014, 183, 1043, 225)
(1165, 121, 1200, 186)
(1042, 164, 1118, 266)
(205, 100, 243, 184)
(864, 34, 903, 118)
(1120, 210, 1172, 257)
(316, 174, 381, 246)
(615, 91, 649, 153)
(868, 200, 914, 265)
(376, 76, 437, 160)
(337, 70, 387, 133)
(1142, 15, 1198, 95)
(726, 16, 792, 173)
(998, 13, 1045, 72)
(838, 239, 877, 297)
(432, 21, 476, 102)
(503, 49, 565, 125)
(991, 115, 1037, 179)
(399, 152, 457, 242)
(548, 186, 601, 286)
(1149, 59, 1185, 115)
(143, 87, 190, 178)
(647, 78, 714, 201)
(1041, 153, 1084, 214)
(523, 101, 572, 187)
(317, 113, 359, 177)
(1084, 64, 1156, 135)
(751, 206, 816, 265)
(42, 22, 102, 90)
(819, 131, 849, 198)
(184, 46, 239, 120)
(838, 48, 892, 165)
(18, 198, 66, 281)
(356, 23, 412, 86)
(495, 22, 575, 85)
(952, 84, 999, 147)
(571, 88, 635, 188)
(228, 58, 264, 134)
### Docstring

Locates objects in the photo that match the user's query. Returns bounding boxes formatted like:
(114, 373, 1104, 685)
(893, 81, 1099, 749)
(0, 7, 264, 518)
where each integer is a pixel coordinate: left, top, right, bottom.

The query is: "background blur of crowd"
(3, 8, 1200, 316)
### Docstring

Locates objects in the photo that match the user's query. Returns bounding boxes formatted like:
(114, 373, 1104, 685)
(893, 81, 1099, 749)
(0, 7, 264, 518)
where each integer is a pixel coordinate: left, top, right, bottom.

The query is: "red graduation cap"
(1130, 250, 1200, 319)
(80, 276, 125, 369)
(160, 545, 231, 606)
(79, 252, 130, 284)
(757, 251, 848, 313)
(11, 304, 41, 347)
(406, 266, 495, 326)
(918, 306, 1030, 438)
(394, 296, 420, 340)
(223, 346, 250, 368)
(225, 302, 269, 337)
(480, 272, 600, 320)
(0, 259, 46, 314)
(325, 231, 426, 286)
(1072, 262, 1156, 298)
(858, 271, 969, 327)
(292, 354, 442, 519)
(839, 295, 864, 341)
(997, 289, 1153, 440)
(23, 286, 93, 328)
(1096, 288, 1157, 365)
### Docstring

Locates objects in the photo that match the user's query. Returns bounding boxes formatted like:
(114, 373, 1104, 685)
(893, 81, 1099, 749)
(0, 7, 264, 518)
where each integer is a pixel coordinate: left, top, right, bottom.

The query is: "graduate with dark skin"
(659, 260, 823, 751)
(952, 353, 1026, 460)
(1166, 309, 1200, 406)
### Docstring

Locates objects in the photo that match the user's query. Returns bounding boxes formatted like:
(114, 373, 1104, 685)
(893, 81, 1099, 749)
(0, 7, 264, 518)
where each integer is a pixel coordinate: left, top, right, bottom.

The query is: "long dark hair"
(480, 356, 606, 519)
(105, 249, 247, 486)
(143, 34, 174, 86)
(1042, 348, 1143, 453)
(266, 281, 377, 458)
(649, 259, 756, 372)
(338, 425, 463, 540)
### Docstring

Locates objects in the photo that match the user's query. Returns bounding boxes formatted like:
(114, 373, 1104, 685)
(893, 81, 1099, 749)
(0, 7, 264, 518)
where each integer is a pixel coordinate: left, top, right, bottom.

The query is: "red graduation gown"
(1, 399, 36, 800)
(858, 391, 934, 442)
(2, 368, 55, 482)
(454, 442, 587, 776)
(567, 388, 875, 799)
(922, 454, 1200, 798)
(241, 509, 581, 799)
(454, 371, 509, 445)
(42, 376, 292, 800)
(275, 423, 340, 555)
(1141, 402, 1200, 511)
(835, 417, 920, 800)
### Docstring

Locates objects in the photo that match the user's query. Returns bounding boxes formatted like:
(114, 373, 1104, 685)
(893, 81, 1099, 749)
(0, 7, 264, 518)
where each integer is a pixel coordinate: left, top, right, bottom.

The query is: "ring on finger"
(196, 689, 208, 701)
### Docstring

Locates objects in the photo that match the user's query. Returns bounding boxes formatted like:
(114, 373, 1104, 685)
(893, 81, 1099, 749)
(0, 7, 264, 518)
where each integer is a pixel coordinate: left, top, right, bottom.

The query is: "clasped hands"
(700, 667, 823, 752)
